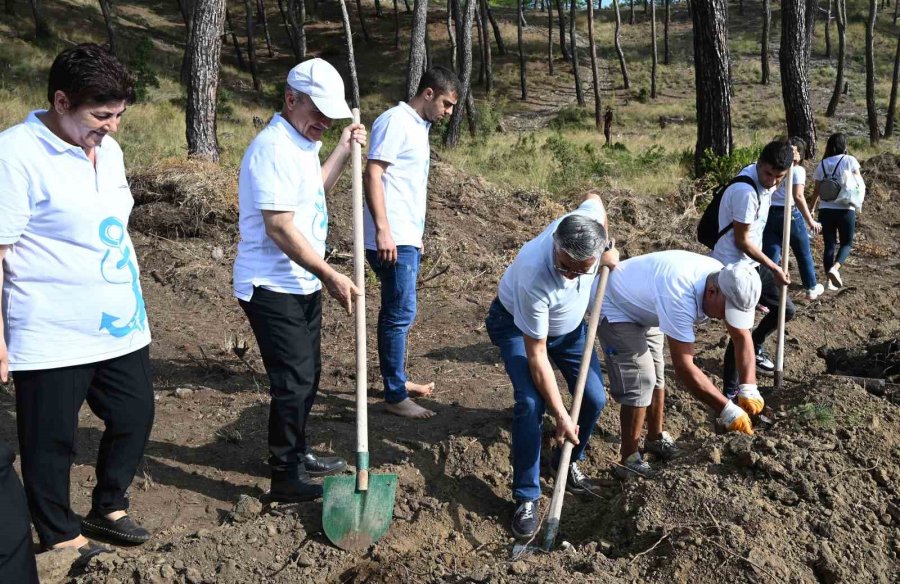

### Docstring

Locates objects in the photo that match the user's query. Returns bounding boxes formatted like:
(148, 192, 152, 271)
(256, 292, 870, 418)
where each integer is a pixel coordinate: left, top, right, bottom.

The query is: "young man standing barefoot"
(363, 67, 460, 419)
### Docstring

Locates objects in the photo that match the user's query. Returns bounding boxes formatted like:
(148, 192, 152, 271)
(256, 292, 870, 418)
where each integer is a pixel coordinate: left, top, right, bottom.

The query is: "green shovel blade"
(322, 473, 398, 551)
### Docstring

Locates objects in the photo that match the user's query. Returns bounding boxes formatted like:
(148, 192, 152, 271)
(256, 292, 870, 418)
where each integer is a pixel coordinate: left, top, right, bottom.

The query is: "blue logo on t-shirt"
(97, 217, 147, 337)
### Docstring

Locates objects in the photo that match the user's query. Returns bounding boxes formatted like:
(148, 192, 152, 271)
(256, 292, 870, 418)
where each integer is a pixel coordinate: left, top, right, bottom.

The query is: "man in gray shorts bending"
(592, 250, 764, 478)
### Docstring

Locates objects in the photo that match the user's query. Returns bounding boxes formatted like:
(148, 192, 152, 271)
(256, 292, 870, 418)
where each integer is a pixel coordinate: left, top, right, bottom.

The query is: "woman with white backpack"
(811, 133, 866, 290)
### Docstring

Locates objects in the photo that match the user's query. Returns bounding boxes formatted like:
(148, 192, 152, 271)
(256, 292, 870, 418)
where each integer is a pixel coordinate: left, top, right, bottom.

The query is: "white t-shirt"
(234, 114, 328, 300)
(364, 102, 431, 250)
(813, 154, 863, 211)
(595, 250, 721, 343)
(710, 163, 773, 267)
(0, 111, 151, 371)
(497, 199, 607, 339)
(771, 165, 806, 207)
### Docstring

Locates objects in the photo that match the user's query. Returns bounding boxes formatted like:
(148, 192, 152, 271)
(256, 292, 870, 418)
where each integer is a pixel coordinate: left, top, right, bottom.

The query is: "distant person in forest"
(762, 137, 824, 301)
(710, 140, 795, 398)
(485, 190, 618, 540)
(603, 106, 613, 147)
(0, 44, 154, 562)
(363, 66, 460, 420)
(810, 132, 866, 290)
(233, 58, 366, 503)
(592, 251, 762, 479)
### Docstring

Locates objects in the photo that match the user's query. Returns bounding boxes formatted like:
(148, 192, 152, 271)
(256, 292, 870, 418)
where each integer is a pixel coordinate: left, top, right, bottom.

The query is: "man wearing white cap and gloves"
(233, 59, 366, 502)
(592, 250, 764, 478)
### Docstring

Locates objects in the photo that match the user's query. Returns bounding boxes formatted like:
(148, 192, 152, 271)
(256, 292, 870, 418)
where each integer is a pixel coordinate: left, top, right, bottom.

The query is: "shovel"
(774, 165, 794, 389)
(323, 109, 398, 551)
(542, 264, 611, 551)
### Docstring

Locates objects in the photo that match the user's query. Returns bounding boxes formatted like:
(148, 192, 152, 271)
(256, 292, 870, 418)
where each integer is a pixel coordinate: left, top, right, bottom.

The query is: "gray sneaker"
(644, 431, 683, 461)
(614, 452, 654, 479)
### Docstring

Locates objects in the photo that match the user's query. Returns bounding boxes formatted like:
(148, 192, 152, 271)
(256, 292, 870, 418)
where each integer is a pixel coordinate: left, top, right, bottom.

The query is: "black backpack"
(696, 175, 758, 249)
(817, 155, 846, 202)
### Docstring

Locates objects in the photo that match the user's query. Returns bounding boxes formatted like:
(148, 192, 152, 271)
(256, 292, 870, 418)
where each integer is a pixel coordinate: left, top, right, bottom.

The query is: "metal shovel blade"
(322, 473, 398, 551)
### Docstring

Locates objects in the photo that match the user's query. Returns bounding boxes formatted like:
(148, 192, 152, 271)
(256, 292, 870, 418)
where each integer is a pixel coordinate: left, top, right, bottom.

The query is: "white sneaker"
(614, 452, 654, 479)
(805, 283, 824, 300)
(827, 282, 839, 291)
(827, 266, 843, 288)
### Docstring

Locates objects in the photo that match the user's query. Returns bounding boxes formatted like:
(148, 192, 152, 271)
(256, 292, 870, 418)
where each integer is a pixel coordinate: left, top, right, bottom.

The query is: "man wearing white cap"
(592, 250, 763, 479)
(233, 58, 366, 502)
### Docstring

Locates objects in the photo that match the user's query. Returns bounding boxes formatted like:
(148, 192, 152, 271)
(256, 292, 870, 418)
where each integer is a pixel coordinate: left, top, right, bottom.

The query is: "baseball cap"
(717, 263, 762, 329)
(286, 58, 353, 120)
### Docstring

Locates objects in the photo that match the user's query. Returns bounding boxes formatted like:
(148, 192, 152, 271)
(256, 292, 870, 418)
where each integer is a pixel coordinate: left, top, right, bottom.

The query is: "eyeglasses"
(553, 246, 598, 278)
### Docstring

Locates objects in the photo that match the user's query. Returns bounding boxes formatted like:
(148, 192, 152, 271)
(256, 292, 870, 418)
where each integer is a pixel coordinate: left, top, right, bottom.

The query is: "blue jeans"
(366, 246, 421, 404)
(819, 208, 856, 273)
(485, 298, 606, 502)
(762, 206, 817, 290)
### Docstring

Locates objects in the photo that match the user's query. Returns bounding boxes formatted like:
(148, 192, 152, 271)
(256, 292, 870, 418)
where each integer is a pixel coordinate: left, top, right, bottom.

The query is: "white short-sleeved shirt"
(813, 154, 863, 211)
(497, 199, 607, 339)
(710, 163, 774, 267)
(0, 111, 151, 371)
(771, 165, 806, 207)
(595, 250, 722, 343)
(234, 114, 328, 300)
(364, 102, 431, 250)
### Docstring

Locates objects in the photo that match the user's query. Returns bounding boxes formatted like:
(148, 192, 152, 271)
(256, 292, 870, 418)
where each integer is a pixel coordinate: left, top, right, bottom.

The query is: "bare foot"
(385, 398, 436, 419)
(52, 534, 90, 549)
(405, 380, 435, 398)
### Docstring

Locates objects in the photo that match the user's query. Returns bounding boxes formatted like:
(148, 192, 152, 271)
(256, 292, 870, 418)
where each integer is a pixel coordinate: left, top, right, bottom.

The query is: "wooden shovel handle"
(351, 108, 369, 477)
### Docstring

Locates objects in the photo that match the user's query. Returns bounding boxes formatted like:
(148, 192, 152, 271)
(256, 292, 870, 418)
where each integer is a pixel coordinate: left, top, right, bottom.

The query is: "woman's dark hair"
(788, 136, 807, 160)
(47, 43, 136, 109)
(823, 133, 849, 159)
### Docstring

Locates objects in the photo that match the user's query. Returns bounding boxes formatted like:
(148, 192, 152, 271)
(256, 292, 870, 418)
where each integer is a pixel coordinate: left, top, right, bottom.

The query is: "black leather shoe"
(510, 500, 539, 540)
(303, 452, 347, 477)
(81, 512, 151, 545)
(269, 477, 323, 502)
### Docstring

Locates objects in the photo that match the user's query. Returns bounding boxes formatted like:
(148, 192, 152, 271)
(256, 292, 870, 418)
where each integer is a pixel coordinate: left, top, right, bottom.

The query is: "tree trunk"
(337, 0, 360, 108)
(5, 0, 14, 16)
(375, 0, 383, 17)
(761, 0, 770, 84)
(445, 0, 476, 147)
(664, 0, 670, 65)
(865, 0, 879, 144)
(98, 0, 118, 56)
(405, 0, 411, 13)
(186, 0, 226, 161)
(885, 34, 899, 138)
(226, 8, 247, 69)
(518, 0, 527, 100)
(28, 0, 51, 38)
(479, 0, 492, 92)
(425, 17, 432, 69)
(447, 0, 458, 70)
(780, 0, 818, 157)
(613, 0, 630, 88)
(354, 0, 370, 43)
(407, 0, 429, 100)
(824, 0, 832, 59)
(586, 0, 601, 127)
(179, 0, 195, 87)
(474, 2, 484, 84)
(650, 0, 657, 98)
(894, 0, 898, 23)
(826, 0, 846, 115)
(547, 0, 554, 74)
(485, 2, 506, 55)
(690, 0, 732, 176)
(630, 0, 635, 24)
(738, 0, 743, 15)
(244, 0, 261, 91)
(556, 0, 570, 61)
(569, 0, 585, 106)
(394, 0, 400, 49)
(256, 0, 274, 57)
(276, 0, 297, 59)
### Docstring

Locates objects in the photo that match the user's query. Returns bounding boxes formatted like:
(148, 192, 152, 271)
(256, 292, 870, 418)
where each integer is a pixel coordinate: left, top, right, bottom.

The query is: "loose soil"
(3, 152, 899, 583)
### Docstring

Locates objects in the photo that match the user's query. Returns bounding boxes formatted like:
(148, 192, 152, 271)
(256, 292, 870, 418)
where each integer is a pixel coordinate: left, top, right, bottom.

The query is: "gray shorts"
(598, 319, 665, 408)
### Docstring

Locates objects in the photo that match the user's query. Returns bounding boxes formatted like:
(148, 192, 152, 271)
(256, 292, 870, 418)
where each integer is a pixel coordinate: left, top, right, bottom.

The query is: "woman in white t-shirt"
(0, 44, 153, 561)
(811, 133, 865, 290)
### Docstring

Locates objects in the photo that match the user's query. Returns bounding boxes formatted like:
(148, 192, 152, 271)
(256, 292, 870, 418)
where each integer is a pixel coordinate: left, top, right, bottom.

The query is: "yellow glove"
(718, 402, 754, 435)
(737, 384, 764, 416)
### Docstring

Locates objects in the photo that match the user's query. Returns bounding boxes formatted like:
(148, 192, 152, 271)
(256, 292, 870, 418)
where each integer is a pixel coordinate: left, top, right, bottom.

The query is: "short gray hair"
(552, 214, 607, 262)
(286, 85, 308, 103)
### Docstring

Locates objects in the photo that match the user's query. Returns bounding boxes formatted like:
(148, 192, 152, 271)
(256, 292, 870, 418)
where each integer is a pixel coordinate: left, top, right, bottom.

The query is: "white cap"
(286, 58, 353, 120)
(717, 263, 762, 329)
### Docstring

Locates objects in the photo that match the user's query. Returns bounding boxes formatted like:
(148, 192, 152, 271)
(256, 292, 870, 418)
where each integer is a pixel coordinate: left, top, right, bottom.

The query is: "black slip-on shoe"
(510, 500, 539, 540)
(269, 478, 323, 503)
(303, 453, 347, 477)
(81, 512, 151, 545)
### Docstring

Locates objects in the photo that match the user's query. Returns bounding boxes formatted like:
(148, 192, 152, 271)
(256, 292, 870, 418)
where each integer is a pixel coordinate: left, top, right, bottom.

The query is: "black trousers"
(0, 441, 38, 584)
(240, 287, 322, 478)
(723, 265, 796, 394)
(14, 346, 154, 546)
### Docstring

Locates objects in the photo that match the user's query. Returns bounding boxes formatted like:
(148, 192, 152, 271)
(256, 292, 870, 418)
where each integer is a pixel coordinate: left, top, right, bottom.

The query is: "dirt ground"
(2, 150, 899, 583)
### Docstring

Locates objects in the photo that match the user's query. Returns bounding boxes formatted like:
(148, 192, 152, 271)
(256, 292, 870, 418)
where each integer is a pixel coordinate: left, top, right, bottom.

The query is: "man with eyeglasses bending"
(484, 190, 618, 540)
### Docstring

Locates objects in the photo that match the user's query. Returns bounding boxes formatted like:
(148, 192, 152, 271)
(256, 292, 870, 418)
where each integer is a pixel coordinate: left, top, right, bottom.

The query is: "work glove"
(737, 384, 764, 416)
(718, 401, 754, 435)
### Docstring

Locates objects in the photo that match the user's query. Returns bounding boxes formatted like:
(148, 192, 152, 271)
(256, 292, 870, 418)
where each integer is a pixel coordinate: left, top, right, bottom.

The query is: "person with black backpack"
(699, 141, 795, 400)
